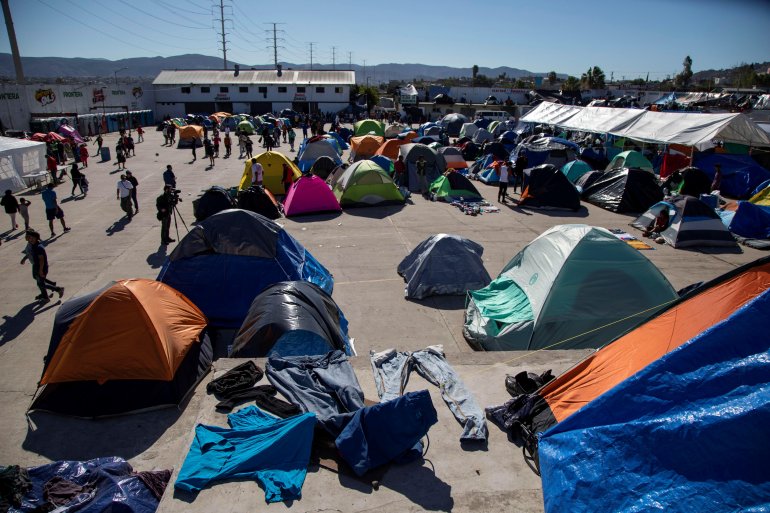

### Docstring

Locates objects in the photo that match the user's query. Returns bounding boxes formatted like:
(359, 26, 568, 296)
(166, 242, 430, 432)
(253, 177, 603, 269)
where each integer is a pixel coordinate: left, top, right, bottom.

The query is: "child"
(18, 197, 31, 230)
(288, 129, 296, 152)
(21, 229, 64, 303)
(224, 133, 232, 158)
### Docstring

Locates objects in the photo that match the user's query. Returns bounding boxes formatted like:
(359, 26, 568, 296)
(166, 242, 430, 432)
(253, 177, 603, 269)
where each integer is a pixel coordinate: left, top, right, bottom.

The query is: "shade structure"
(331, 160, 404, 207)
(158, 209, 333, 328)
(398, 234, 491, 299)
(464, 224, 677, 351)
(230, 281, 353, 358)
(238, 151, 302, 195)
(283, 175, 341, 216)
(30, 279, 212, 417)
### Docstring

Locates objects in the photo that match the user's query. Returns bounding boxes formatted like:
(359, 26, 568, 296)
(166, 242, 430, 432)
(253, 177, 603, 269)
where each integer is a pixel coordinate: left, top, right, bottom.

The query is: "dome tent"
(399, 143, 446, 192)
(177, 125, 203, 148)
(238, 152, 302, 195)
(581, 167, 663, 213)
(283, 175, 341, 217)
(192, 186, 235, 222)
(29, 279, 212, 418)
(464, 224, 678, 351)
(398, 234, 491, 300)
(332, 160, 405, 207)
(310, 155, 339, 180)
(350, 135, 385, 161)
(236, 186, 282, 220)
(158, 209, 333, 328)
(429, 172, 482, 202)
(560, 160, 592, 183)
(519, 164, 581, 211)
(298, 139, 342, 172)
(230, 281, 353, 358)
(606, 150, 653, 173)
(353, 119, 385, 137)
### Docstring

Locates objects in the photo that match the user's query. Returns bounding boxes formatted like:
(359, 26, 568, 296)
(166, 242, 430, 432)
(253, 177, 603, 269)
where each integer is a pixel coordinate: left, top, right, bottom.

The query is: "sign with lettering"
(215, 93, 230, 100)
(35, 88, 56, 106)
(0, 92, 20, 100)
(63, 90, 83, 98)
(293, 93, 306, 101)
(111, 89, 126, 96)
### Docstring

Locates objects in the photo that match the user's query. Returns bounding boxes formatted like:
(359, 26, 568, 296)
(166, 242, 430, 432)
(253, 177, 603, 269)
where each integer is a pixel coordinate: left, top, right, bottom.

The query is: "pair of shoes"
(63, 227, 71, 232)
(57, 287, 64, 298)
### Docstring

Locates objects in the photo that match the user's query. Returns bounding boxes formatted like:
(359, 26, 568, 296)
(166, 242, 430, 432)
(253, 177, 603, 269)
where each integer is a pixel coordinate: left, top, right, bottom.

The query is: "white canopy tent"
(521, 101, 770, 150)
(0, 137, 46, 193)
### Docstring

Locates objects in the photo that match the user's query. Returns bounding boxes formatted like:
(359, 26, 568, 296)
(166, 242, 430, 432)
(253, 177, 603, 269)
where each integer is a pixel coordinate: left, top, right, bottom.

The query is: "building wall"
(0, 81, 155, 131)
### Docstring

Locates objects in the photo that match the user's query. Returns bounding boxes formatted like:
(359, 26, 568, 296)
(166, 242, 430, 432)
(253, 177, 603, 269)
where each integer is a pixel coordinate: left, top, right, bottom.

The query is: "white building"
(152, 69, 355, 118)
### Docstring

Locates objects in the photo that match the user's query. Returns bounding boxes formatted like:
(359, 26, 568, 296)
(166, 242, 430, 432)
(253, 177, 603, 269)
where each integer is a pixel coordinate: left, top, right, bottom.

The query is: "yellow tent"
(749, 184, 770, 206)
(239, 151, 302, 194)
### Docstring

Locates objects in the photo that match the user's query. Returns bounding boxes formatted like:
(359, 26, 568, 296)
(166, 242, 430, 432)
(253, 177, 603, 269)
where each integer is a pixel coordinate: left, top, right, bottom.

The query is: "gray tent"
(397, 234, 491, 299)
(472, 128, 493, 144)
(440, 113, 468, 137)
(399, 143, 446, 192)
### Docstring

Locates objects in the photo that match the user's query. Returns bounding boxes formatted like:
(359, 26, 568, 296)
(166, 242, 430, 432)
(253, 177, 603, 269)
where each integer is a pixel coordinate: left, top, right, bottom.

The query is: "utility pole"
(273, 23, 278, 69)
(1, 0, 24, 84)
(218, 0, 227, 69)
(363, 59, 366, 85)
(348, 52, 352, 69)
(308, 42, 315, 70)
(331, 46, 336, 70)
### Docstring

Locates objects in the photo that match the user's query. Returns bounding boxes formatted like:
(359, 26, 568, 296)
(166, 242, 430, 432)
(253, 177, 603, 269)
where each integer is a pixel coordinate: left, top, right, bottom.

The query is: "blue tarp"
(693, 153, 770, 199)
(539, 289, 770, 513)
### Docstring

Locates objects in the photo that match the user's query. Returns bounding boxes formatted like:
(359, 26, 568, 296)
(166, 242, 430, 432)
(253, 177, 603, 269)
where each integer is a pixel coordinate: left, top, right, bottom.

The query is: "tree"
(547, 71, 557, 85)
(581, 66, 606, 89)
(675, 55, 693, 88)
(472, 64, 479, 82)
(562, 76, 580, 91)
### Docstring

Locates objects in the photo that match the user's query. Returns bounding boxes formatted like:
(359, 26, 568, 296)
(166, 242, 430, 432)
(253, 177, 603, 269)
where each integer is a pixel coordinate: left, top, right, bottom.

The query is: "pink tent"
(283, 175, 341, 217)
(58, 125, 85, 144)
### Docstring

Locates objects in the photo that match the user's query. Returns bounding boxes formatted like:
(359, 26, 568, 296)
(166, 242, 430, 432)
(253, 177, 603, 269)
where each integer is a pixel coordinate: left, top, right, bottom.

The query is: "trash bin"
(100, 147, 111, 161)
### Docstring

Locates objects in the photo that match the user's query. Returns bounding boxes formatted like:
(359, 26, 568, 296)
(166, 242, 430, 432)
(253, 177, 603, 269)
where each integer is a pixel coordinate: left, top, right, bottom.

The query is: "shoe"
(50, 232, 56, 237)
(34, 294, 46, 300)
(39, 296, 51, 304)
(166, 238, 175, 243)
(57, 287, 64, 298)
(63, 227, 71, 232)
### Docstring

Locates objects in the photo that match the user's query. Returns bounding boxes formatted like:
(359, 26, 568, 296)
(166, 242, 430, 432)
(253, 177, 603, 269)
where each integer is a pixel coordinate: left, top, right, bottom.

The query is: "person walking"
(264, 132, 273, 152)
(513, 152, 527, 194)
(224, 133, 232, 158)
(79, 144, 89, 168)
(46, 153, 58, 184)
(191, 140, 197, 162)
(156, 185, 176, 245)
(116, 144, 127, 170)
(21, 229, 64, 303)
(288, 128, 296, 152)
(69, 162, 85, 197)
(213, 132, 221, 158)
(498, 161, 511, 203)
(116, 174, 134, 219)
(93, 133, 103, 154)
(245, 137, 254, 159)
(204, 138, 215, 166)
(18, 197, 31, 230)
(0, 189, 19, 230)
(136, 125, 144, 143)
(238, 132, 246, 158)
(41, 184, 70, 237)
(416, 155, 429, 198)
(125, 170, 139, 212)
(163, 164, 177, 188)
(394, 155, 406, 187)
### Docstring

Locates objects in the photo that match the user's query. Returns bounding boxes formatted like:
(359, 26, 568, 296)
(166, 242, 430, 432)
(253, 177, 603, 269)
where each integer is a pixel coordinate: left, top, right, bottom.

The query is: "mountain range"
(0, 53, 558, 83)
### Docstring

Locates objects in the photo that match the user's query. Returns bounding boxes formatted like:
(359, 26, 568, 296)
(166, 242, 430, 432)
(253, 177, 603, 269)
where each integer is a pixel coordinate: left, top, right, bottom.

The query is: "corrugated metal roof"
(153, 69, 355, 85)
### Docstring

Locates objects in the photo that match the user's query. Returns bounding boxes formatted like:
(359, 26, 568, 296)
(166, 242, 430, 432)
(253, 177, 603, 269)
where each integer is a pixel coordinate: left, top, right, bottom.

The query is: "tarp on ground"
(539, 261, 770, 513)
(283, 175, 341, 217)
(238, 152, 302, 195)
(30, 279, 212, 417)
(157, 209, 333, 328)
(0, 136, 45, 192)
(631, 195, 738, 248)
(230, 281, 352, 357)
(581, 167, 663, 213)
(398, 234, 491, 299)
(464, 224, 677, 351)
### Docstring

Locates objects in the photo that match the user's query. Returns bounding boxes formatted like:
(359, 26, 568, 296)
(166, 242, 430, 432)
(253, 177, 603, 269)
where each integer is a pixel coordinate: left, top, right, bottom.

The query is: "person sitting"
(643, 208, 670, 239)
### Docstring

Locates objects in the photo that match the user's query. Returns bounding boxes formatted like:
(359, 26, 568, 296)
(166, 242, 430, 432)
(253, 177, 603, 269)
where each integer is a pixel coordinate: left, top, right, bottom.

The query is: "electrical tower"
(308, 42, 316, 70)
(265, 22, 285, 70)
(213, 0, 231, 70)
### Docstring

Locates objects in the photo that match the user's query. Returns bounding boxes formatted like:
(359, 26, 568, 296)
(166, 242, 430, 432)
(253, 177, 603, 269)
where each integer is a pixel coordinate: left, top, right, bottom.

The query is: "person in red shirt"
(46, 153, 58, 184)
(79, 145, 89, 168)
(394, 155, 406, 187)
(136, 125, 144, 143)
(282, 163, 294, 195)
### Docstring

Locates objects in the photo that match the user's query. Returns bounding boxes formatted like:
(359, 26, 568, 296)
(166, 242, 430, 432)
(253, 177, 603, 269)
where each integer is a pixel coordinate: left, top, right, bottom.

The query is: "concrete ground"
(0, 126, 763, 512)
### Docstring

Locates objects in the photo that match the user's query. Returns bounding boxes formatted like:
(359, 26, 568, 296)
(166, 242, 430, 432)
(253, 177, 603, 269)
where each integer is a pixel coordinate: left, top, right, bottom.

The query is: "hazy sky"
(2, 0, 769, 79)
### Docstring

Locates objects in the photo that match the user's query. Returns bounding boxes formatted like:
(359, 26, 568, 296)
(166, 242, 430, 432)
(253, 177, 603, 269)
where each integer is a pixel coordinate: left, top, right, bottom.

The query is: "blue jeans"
(370, 345, 488, 442)
(266, 350, 365, 435)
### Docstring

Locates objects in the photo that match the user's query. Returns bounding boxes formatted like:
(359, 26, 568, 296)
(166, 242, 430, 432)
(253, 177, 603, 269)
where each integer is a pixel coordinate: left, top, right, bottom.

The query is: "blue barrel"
(100, 147, 111, 161)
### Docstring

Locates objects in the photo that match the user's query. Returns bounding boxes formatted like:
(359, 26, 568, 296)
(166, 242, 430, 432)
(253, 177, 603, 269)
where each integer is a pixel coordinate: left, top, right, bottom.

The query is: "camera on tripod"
(168, 188, 183, 205)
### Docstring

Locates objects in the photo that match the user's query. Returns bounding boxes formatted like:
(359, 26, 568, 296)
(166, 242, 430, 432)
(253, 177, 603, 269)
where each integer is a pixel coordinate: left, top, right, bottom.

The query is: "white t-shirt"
(251, 163, 264, 184)
(499, 165, 509, 182)
(117, 179, 133, 198)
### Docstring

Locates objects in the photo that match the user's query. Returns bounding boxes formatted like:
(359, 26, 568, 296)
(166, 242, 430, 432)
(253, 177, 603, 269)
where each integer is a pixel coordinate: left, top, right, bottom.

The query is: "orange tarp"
(542, 261, 770, 423)
(41, 279, 207, 385)
(375, 139, 407, 160)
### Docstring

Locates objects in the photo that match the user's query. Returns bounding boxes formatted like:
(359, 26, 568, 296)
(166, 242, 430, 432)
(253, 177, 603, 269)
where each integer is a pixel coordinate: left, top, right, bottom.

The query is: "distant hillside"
(0, 53, 560, 83)
(692, 61, 770, 82)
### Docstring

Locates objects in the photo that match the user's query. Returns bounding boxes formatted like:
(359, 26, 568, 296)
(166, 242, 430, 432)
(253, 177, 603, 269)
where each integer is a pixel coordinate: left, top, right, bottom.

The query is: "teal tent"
(560, 160, 592, 183)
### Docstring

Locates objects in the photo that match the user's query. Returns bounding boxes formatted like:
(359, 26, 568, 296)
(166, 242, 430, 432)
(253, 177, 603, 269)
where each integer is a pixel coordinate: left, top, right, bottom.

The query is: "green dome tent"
(332, 161, 405, 207)
(353, 119, 385, 137)
(607, 150, 653, 173)
(237, 119, 255, 135)
(429, 172, 482, 202)
(561, 160, 593, 183)
(464, 224, 677, 351)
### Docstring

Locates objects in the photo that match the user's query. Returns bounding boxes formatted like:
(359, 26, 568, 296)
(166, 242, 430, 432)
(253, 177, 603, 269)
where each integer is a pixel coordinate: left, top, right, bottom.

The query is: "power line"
(116, 0, 210, 30)
(157, 0, 210, 17)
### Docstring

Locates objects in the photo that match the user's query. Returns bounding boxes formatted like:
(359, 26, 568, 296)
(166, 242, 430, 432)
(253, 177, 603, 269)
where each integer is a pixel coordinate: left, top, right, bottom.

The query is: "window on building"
(335, 87, 343, 94)
(220, 86, 229, 93)
(278, 86, 287, 93)
(181, 87, 191, 94)
(258, 87, 267, 93)
(201, 86, 210, 93)
(239, 86, 248, 93)
(297, 86, 306, 93)
(316, 87, 325, 93)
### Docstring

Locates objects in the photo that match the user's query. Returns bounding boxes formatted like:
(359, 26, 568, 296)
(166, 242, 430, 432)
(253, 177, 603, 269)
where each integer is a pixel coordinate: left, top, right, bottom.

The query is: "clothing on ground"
(370, 345, 488, 442)
(266, 350, 365, 435)
(215, 384, 302, 418)
(207, 360, 264, 396)
(335, 390, 438, 476)
(175, 406, 316, 503)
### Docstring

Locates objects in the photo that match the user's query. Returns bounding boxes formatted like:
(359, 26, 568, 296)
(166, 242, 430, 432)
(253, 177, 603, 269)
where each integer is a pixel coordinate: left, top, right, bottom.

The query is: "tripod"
(170, 201, 188, 241)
